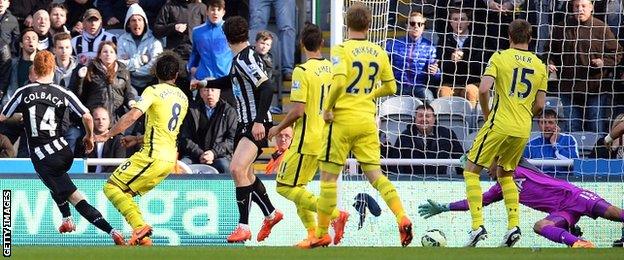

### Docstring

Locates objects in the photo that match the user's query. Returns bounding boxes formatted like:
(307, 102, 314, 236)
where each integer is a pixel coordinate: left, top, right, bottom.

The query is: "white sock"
(266, 211, 276, 220)
(62, 216, 72, 222)
(238, 223, 250, 230)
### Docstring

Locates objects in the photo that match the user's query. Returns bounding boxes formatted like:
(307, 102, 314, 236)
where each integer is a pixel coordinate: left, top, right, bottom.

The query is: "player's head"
(49, 3, 68, 30)
(53, 32, 72, 61)
(223, 16, 249, 45)
(275, 127, 293, 152)
(448, 7, 471, 35)
(33, 50, 56, 79)
(92, 106, 111, 134)
(206, 0, 225, 24)
(300, 22, 322, 52)
(33, 9, 50, 36)
(538, 108, 559, 138)
(407, 11, 426, 39)
(20, 28, 39, 55)
(415, 104, 436, 134)
(346, 3, 371, 33)
(153, 50, 181, 82)
(508, 19, 532, 45)
(572, 0, 593, 22)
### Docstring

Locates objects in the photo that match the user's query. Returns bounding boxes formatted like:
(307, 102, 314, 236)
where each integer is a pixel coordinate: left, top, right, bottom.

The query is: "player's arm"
(269, 68, 306, 139)
(418, 184, 503, 218)
(194, 75, 232, 90)
(369, 53, 397, 99)
(605, 121, 624, 146)
(269, 102, 304, 139)
(324, 46, 348, 111)
(99, 108, 144, 141)
(478, 75, 495, 118)
(532, 90, 546, 117)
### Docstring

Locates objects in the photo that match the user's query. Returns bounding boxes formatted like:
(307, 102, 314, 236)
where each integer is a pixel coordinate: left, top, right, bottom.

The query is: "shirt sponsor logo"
(292, 81, 301, 90)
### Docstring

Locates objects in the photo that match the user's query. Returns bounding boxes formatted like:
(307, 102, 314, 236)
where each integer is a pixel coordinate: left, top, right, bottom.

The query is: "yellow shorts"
(319, 121, 381, 174)
(467, 128, 528, 172)
(276, 150, 318, 186)
(108, 152, 176, 195)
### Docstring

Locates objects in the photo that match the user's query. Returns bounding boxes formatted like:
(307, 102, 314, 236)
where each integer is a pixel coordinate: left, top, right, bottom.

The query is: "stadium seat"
(569, 131, 602, 157)
(431, 97, 473, 120)
(437, 119, 470, 148)
(188, 164, 220, 174)
(545, 96, 564, 116)
(379, 119, 412, 147)
(379, 96, 423, 121)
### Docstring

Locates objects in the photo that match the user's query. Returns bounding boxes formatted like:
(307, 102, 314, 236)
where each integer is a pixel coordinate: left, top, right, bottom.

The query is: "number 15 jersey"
(133, 83, 188, 162)
(331, 39, 395, 121)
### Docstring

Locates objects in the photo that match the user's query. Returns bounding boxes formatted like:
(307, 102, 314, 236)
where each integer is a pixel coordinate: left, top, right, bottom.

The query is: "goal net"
(334, 0, 624, 248)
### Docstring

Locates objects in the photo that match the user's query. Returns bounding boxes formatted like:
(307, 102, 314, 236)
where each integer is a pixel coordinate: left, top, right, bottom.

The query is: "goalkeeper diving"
(418, 157, 624, 248)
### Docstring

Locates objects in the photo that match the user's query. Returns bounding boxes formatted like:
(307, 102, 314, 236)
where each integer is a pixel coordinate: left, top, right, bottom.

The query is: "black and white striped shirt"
(1, 83, 89, 159)
(229, 46, 272, 124)
(71, 29, 118, 63)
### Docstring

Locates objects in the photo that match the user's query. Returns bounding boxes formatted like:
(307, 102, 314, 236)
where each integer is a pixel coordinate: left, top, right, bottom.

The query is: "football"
(421, 229, 447, 247)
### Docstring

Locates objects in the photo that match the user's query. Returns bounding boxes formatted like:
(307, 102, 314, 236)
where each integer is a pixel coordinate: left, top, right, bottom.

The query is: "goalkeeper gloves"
(418, 199, 449, 219)
(459, 154, 467, 169)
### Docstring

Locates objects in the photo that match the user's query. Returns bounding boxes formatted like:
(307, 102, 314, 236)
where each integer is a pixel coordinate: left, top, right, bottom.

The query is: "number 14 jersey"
(133, 83, 188, 162)
(331, 39, 395, 121)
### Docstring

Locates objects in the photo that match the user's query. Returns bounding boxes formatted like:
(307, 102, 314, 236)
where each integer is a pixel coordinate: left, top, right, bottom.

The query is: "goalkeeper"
(418, 157, 624, 248)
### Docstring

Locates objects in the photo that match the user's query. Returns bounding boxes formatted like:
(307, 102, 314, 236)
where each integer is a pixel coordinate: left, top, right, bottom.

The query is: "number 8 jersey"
(1, 83, 88, 160)
(331, 39, 395, 122)
(133, 83, 188, 162)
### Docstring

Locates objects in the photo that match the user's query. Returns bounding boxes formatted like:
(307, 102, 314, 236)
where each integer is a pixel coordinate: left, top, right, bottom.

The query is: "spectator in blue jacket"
(385, 11, 440, 101)
(188, 0, 232, 85)
(117, 3, 163, 93)
(524, 109, 579, 175)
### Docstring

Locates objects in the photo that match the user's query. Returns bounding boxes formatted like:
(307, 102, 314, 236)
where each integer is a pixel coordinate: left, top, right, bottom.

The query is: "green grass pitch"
(9, 247, 623, 260)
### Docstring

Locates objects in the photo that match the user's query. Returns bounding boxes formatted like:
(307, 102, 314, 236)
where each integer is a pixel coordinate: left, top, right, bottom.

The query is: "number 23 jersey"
(133, 83, 188, 162)
(331, 39, 395, 121)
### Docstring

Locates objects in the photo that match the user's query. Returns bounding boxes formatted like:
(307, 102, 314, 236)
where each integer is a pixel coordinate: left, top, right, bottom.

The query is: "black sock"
(51, 193, 71, 218)
(250, 177, 276, 217)
(75, 200, 113, 233)
(235, 185, 253, 224)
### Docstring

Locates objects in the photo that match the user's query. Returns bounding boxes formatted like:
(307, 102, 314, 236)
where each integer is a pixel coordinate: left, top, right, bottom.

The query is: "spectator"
(481, 0, 522, 55)
(386, 11, 440, 101)
(75, 106, 125, 173)
(188, 0, 231, 85)
(524, 109, 579, 175)
(248, 0, 295, 80)
(53, 32, 83, 152)
(179, 86, 237, 174)
(71, 8, 118, 66)
(65, 0, 95, 36)
(589, 113, 624, 159)
(265, 127, 292, 174)
(0, 0, 20, 95)
(594, 0, 624, 41)
(7, 0, 51, 30)
(71, 41, 137, 123)
(546, 0, 623, 133)
(4, 29, 38, 105)
(49, 3, 69, 36)
(387, 104, 464, 175)
(117, 3, 162, 93)
(437, 7, 483, 107)
(32, 10, 53, 51)
(99, 0, 129, 29)
(0, 133, 14, 158)
(220, 0, 248, 20)
(253, 31, 280, 113)
(154, 0, 206, 99)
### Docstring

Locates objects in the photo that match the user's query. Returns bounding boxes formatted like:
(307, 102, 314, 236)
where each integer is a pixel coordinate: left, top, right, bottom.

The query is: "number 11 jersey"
(133, 83, 188, 162)
(331, 39, 395, 122)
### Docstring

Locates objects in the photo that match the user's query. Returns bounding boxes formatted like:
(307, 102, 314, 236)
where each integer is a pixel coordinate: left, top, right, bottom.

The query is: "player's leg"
(533, 214, 594, 248)
(496, 136, 528, 247)
(310, 166, 340, 248)
(227, 137, 262, 242)
(51, 192, 75, 233)
(587, 198, 624, 247)
(103, 155, 150, 230)
(250, 165, 283, 242)
(66, 190, 125, 245)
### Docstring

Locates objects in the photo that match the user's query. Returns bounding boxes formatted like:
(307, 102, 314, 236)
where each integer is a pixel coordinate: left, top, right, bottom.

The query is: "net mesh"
(339, 0, 624, 247)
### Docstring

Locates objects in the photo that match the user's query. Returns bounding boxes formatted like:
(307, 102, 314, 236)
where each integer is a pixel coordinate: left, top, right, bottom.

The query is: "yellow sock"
(277, 185, 340, 220)
(464, 171, 483, 230)
(296, 206, 316, 232)
(315, 181, 337, 237)
(372, 175, 406, 222)
(103, 183, 145, 229)
(498, 175, 520, 229)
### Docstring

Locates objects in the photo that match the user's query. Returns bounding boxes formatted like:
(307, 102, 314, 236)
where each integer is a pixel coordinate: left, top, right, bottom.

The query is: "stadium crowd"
(0, 0, 622, 176)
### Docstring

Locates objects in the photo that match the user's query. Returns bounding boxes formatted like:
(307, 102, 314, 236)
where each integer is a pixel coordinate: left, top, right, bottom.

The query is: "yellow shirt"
(327, 39, 395, 122)
(133, 83, 189, 162)
(482, 48, 548, 138)
(289, 58, 332, 155)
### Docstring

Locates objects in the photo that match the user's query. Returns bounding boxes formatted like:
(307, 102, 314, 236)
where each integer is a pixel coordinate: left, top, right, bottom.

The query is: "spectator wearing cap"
(71, 8, 117, 65)
(117, 3, 162, 93)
